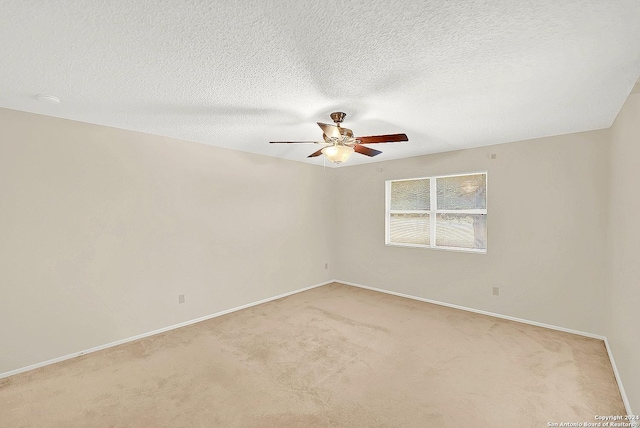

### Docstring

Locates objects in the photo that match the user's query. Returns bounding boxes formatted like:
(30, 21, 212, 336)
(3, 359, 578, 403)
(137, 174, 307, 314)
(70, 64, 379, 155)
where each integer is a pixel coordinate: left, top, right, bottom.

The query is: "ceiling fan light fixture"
(322, 145, 354, 164)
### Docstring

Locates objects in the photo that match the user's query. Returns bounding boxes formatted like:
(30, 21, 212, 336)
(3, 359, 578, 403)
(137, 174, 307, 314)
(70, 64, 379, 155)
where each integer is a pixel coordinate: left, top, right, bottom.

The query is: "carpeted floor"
(0, 282, 625, 427)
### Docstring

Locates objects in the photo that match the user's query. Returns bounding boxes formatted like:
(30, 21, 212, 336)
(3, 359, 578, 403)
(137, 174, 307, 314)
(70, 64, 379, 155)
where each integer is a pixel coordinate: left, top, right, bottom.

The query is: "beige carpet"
(0, 283, 624, 427)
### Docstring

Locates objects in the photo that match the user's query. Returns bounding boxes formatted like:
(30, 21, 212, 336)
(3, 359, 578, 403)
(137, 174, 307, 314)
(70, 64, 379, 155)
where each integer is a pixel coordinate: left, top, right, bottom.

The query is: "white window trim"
(385, 171, 487, 254)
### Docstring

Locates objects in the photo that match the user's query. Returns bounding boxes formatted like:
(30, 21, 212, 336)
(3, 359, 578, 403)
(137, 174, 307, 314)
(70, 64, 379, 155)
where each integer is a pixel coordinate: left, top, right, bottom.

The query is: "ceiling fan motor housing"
(330, 111, 346, 124)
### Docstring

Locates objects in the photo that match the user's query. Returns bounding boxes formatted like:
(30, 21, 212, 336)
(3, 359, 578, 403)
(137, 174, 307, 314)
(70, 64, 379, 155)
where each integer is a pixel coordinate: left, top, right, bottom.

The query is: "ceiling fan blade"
(307, 148, 324, 158)
(353, 144, 382, 157)
(317, 123, 353, 139)
(270, 141, 319, 144)
(356, 133, 408, 144)
(317, 122, 341, 139)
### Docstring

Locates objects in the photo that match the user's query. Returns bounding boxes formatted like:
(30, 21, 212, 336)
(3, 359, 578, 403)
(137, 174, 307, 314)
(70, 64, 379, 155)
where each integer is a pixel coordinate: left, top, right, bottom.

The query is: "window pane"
(390, 213, 430, 245)
(436, 213, 486, 249)
(436, 174, 486, 210)
(390, 179, 430, 210)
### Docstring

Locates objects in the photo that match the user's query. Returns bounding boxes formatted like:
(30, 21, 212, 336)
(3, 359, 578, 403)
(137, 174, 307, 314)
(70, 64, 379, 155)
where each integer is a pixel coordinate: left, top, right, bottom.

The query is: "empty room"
(1, 1, 639, 427)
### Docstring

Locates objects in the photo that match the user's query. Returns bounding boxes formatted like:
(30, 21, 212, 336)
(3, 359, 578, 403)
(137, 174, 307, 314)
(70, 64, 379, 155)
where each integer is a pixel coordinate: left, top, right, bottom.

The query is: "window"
(385, 172, 487, 253)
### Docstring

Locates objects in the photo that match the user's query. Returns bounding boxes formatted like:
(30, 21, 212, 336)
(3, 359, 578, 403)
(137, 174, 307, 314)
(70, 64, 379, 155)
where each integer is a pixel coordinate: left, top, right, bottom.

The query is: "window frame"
(385, 171, 488, 253)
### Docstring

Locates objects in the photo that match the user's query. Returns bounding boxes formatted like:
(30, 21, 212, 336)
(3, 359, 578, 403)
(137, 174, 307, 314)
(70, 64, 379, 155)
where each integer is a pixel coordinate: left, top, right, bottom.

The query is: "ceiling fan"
(270, 112, 408, 164)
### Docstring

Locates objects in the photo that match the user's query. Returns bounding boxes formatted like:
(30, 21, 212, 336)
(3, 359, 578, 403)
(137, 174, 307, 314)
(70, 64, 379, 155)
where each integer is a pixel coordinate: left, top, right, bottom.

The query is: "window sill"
(385, 242, 487, 254)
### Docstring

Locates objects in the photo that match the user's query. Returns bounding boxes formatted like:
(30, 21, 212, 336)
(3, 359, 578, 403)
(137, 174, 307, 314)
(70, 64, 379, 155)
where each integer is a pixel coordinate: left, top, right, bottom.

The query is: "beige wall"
(333, 131, 611, 334)
(1, 101, 637, 411)
(0, 108, 333, 374)
(607, 92, 640, 413)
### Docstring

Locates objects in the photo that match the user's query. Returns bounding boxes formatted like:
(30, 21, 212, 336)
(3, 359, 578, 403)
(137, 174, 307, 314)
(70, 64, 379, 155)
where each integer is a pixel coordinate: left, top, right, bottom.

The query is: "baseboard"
(338, 280, 605, 339)
(337, 279, 635, 418)
(0, 279, 334, 380)
(604, 338, 637, 424)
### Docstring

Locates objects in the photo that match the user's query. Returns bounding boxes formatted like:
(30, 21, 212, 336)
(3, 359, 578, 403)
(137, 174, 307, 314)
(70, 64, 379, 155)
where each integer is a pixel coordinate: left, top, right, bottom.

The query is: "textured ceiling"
(1, 0, 640, 166)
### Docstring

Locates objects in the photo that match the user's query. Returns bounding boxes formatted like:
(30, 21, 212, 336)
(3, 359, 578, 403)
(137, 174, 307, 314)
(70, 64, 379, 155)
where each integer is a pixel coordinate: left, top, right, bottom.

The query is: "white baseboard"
(337, 279, 634, 418)
(0, 279, 333, 380)
(338, 280, 605, 339)
(604, 338, 636, 424)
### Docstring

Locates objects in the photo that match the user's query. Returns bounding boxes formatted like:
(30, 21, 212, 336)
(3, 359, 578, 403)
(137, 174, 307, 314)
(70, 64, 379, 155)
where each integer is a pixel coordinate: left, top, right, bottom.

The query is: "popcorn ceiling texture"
(1, 0, 639, 165)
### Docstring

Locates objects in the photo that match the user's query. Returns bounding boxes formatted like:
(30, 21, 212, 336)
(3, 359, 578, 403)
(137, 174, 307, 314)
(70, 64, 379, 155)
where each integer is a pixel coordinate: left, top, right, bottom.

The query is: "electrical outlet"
(178, 294, 185, 304)
(325, 263, 328, 270)
(492, 287, 500, 296)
